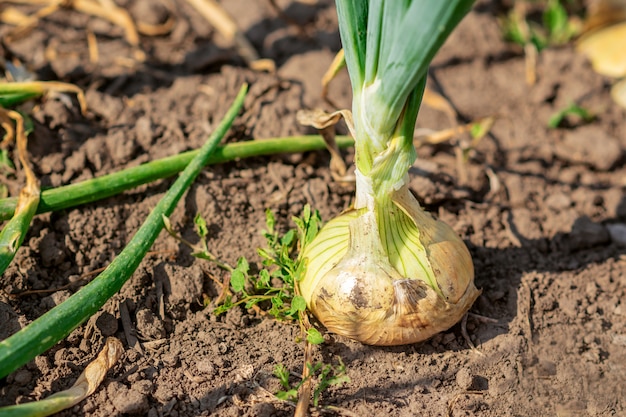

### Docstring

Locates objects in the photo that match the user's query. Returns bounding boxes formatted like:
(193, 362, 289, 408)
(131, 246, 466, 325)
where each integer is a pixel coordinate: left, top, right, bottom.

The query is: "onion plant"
(298, 0, 480, 345)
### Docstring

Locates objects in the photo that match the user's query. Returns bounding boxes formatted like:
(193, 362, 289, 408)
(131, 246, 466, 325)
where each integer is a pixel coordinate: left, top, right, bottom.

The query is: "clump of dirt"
(1, 1, 625, 416)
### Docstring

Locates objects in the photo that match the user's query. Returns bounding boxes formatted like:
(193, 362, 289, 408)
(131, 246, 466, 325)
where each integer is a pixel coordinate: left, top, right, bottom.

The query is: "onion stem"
(0, 135, 353, 221)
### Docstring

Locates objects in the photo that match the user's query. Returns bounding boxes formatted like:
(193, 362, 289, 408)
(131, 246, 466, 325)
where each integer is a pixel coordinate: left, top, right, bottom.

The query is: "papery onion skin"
(299, 193, 480, 346)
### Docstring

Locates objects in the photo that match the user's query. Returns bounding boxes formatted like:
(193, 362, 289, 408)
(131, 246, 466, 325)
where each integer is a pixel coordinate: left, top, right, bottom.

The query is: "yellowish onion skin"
(299, 192, 480, 346)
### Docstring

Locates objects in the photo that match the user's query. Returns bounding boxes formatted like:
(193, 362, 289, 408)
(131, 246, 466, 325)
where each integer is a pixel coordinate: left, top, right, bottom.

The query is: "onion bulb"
(299, 180, 480, 345)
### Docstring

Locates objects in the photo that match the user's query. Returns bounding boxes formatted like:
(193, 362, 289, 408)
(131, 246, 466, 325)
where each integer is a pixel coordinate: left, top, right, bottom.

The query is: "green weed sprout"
(548, 101, 595, 128)
(501, 0, 581, 84)
(274, 359, 350, 407)
(502, 0, 579, 52)
(166, 204, 325, 344)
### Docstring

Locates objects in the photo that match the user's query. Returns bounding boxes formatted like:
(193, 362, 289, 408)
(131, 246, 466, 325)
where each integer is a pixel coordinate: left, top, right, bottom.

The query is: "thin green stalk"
(0, 84, 247, 379)
(0, 189, 38, 273)
(0, 83, 46, 95)
(0, 92, 41, 108)
(0, 81, 86, 112)
(0, 135, 354, 221)
(0, 110, 40, 275)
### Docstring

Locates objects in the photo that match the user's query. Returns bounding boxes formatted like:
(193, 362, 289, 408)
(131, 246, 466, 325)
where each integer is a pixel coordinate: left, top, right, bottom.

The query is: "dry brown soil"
(1, 1, 625, 416)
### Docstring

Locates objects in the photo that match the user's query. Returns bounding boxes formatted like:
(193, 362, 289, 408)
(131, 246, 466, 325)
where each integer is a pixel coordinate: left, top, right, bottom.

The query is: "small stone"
(560, 296, 580, 318)
(555, 126, 622, 171)
(38, 232, 66, 267)
(456, 368, 474, 390)
(127, 372, 142, 383)
(585, 282, 598, 300)
(108, 381, 149, 415)
(162, 353, 179, 367)
(612, 334, 626, 346)
(566, 216, 610, 251)
(134, 380, 154, 395)
(536, 360, 557, 378)
(165, 264, 204, 306)
(196, 360, 215, 376)
(13, 369, 32, 385)
(95, 312, 118, 337)
(35, 356, 50, 373)
(134, 116, 154, 149)
(607, 223, 626, 246)
(135, 308, 166, 340)
(79, 338, 91, 352)
(129, 0, 168, 25)
(545, 192, 571, 211)
(54, 348, 67, 364)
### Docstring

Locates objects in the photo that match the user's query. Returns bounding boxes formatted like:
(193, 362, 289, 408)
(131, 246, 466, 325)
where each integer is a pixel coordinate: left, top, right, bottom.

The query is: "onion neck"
(352, 85, 418, 211)
(351, 99, 441, 294)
